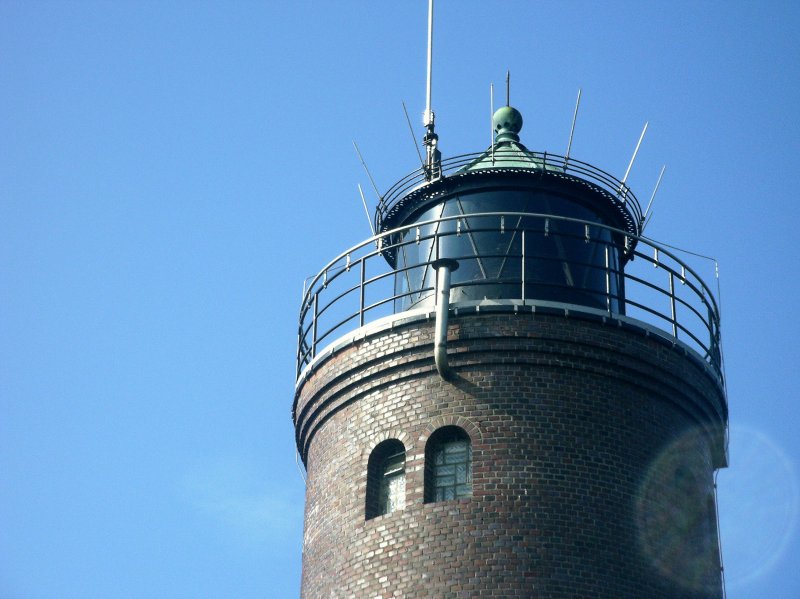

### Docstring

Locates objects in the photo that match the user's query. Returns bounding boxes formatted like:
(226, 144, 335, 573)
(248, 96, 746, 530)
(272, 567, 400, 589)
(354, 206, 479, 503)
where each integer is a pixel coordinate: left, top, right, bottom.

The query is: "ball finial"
(492, 106, 523, 142)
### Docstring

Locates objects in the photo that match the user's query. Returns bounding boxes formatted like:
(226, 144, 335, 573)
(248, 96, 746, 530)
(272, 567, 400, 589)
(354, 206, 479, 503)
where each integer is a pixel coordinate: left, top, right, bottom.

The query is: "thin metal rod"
(424, 0, 434, 126)
(352, 140, 382, 200)
(642, 164, 666, 228)
(357, 183, 377, 237)
(496, 216, 522, 278)
(312, 292, 319, 356)
(669, 272, 678, 338)
(621, 121, 649, 185)
(455, 199, 487, 280)
(642, 235, 718, 263)
(359, 259, 365, 327)
(505, 70, 510, 106)
(521, 228, 526, 302)
(295, 332, 301, 379)
(490, 83, 495, 165)
(402, 101, 425, 168)
(565, 88, 582, 162)
(605, 245, 611, 313)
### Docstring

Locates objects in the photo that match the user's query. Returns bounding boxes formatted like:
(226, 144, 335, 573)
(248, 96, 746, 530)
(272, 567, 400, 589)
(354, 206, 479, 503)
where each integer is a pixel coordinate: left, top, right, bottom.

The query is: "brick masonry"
(293, 311, 727, 598)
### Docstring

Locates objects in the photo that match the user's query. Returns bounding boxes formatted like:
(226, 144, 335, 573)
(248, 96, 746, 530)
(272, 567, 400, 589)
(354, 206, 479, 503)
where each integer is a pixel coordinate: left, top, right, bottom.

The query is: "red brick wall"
(294, 311, 726, 598)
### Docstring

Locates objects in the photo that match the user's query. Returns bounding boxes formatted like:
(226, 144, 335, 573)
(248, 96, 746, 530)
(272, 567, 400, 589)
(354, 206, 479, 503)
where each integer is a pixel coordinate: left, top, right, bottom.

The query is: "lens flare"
(636, 428, 721, 593)
(716, 425, 799, 588)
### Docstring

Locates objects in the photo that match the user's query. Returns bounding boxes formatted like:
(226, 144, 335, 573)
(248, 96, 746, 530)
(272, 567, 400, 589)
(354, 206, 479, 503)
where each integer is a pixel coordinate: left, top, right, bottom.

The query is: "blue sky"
(2, 1, 799, 597)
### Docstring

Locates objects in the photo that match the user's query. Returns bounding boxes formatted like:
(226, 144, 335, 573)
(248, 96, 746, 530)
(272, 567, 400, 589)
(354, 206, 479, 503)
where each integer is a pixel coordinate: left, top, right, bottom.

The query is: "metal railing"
(375, 151, 644, 236)
(297, 212, 721, 382)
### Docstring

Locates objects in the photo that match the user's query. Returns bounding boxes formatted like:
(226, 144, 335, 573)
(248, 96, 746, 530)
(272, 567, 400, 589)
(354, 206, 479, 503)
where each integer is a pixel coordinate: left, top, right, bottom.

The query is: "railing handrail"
(297, 212, 721, 382)
(374, 151, 644, 233)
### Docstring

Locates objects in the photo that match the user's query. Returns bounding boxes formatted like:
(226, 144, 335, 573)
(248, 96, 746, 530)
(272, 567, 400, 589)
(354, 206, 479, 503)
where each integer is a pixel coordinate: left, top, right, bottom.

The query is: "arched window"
(365, 440, 406, 520)
(425, 426, 472, 503)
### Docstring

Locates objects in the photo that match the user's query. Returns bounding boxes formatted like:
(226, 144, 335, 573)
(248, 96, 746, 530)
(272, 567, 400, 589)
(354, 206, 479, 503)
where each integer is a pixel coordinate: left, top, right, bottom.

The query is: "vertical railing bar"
(312, 292, 319, 357)
(605, 244, 611, 313)
(521, 228, 526, 302)
(669, 272, 678, 338)
(359, 258, 366, 327)
(620, 257, 628, 316)
(298, 283, 308, 377)
(710, 302, 720, 369)
(296, 327, 302, 379)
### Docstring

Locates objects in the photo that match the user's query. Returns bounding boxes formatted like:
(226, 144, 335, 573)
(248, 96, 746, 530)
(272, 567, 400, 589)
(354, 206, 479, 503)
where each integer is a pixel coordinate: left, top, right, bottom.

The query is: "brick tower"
(293, 97, 727, 597)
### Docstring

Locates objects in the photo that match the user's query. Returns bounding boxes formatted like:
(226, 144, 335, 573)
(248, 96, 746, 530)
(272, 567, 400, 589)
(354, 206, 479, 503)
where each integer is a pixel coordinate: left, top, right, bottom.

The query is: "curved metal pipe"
(433, 259, 458, 380)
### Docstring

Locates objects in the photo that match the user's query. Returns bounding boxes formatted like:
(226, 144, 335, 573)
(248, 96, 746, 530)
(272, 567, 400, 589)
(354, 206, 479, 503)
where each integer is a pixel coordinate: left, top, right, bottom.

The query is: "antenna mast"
(619, 121, 648, 201)
(564, 88, 582, 166)
(621, 122, 649, 187)
(403, 101, 425, 169)
(424, 0, 433, 128)
(490, 82, 495, 165)
(357, 183, 377, 237)
(642, 164, 666, 230)
(423, 0, 441, 180)
(352, 140, 382, 201)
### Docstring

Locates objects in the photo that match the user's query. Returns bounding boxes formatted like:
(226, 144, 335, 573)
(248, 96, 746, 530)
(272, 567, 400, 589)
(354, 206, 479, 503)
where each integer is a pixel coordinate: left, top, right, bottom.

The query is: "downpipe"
(433, 259, 459, 380)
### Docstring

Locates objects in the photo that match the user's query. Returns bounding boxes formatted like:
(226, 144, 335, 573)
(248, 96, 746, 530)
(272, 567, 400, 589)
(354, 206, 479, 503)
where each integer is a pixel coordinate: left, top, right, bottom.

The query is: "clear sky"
(2, 1, 799, 598)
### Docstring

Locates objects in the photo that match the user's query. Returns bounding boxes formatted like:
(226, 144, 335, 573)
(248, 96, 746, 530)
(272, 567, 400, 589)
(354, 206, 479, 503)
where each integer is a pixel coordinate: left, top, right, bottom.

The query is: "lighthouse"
(292, 20, 727, 599)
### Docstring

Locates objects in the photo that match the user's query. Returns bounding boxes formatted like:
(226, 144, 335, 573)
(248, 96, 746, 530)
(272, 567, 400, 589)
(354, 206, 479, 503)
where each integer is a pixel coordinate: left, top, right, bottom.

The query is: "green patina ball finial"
(492, 105, 523, 142)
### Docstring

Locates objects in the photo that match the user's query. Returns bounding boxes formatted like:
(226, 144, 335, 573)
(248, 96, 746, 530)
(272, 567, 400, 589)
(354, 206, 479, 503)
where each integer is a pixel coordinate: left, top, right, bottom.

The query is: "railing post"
(312, 292, 319, 358)
(521, 228, 526, 302)
(668, 272, 678, 338)
(359, 258, 366, 327)
(296, 327, 302, 379)
(604, 245, 611, 313)
(710, 304, 720, 369)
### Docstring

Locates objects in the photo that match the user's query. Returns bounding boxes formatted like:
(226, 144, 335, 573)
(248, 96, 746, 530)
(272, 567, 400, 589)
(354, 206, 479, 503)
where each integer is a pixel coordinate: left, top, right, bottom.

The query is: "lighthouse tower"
(293, 91, 727, 598)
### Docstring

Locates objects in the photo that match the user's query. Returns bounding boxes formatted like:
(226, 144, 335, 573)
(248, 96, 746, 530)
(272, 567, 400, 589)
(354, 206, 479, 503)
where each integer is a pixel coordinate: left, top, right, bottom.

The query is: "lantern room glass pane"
(393, 189, 625, 313)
